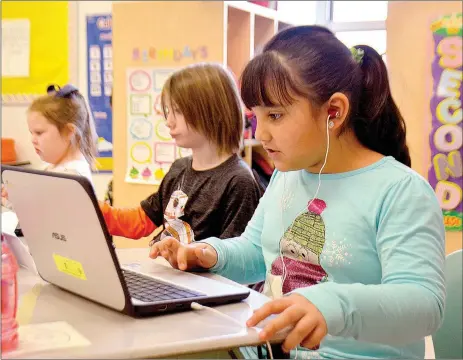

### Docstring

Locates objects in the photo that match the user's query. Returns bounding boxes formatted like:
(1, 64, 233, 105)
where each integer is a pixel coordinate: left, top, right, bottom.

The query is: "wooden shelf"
(254, 15, 275, 56)
(226, 1, 276, 21)
(225, 1, 296, 80)
(227, 6, 252, 79)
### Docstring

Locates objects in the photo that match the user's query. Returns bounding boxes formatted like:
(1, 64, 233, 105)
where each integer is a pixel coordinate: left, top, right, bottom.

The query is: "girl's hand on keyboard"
(149, 237, 218, 271)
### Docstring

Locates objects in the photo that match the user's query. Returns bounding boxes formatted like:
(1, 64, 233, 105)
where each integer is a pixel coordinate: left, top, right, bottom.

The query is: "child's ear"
(327, 93, 349, 123)
(64, 123, 77, 140)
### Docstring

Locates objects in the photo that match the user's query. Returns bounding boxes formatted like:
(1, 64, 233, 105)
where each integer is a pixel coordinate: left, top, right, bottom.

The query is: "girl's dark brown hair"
(241, 25, 411, 167)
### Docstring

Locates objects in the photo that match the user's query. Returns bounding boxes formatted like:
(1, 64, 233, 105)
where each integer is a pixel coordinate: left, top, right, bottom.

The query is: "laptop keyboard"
(122, 269, 203, 303)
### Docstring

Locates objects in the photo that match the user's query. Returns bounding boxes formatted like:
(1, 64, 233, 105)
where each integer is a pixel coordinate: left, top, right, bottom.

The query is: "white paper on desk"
(3, 232, 38, 275)
(6, 321, 91, 358)
(2, 210, 19, 235)
(1, 19, 30, 77)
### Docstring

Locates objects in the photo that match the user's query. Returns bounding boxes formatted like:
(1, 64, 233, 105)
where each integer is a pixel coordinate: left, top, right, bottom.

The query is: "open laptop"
(1, 165, 250, 317)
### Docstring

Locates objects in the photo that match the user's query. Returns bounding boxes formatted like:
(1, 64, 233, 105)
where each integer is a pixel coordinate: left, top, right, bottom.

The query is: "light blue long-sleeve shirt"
(203, 156, 446, 359)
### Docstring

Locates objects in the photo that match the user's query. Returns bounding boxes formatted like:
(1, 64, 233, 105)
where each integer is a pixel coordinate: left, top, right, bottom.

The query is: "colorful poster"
(125, 68, 192, 185)
(86, 14, 113, 172)
(428, 13, 462, 232)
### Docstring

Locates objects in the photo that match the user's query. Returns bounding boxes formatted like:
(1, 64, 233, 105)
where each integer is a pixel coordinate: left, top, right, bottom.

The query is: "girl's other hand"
(247, 293, 328, 353)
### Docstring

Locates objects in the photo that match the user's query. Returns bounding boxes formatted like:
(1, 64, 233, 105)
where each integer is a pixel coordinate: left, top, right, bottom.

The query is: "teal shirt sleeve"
(201, 172, 281, 285)
(294, 174, 446, 345)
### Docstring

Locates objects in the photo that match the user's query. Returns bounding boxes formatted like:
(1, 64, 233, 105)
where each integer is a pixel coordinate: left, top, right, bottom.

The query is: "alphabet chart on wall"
(428, 13, 462, 231)
(125, 68, 192, 185)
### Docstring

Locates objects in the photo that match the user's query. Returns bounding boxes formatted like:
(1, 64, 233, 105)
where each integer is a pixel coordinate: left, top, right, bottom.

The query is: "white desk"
(5, 248, 287, 359)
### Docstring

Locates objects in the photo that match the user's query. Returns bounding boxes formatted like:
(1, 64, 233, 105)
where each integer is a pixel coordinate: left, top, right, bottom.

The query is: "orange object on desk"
(1, 138, 17, 163)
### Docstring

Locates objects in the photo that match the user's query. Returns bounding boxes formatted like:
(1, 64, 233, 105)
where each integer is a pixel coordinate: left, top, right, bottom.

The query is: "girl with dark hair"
(150, 26, 445, 359)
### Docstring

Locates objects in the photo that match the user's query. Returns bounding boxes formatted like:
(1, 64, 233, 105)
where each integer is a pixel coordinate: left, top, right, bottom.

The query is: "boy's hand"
(2, 184, 8, 200)
(149, 237, 218, 271)
(247, 293, 327, 353)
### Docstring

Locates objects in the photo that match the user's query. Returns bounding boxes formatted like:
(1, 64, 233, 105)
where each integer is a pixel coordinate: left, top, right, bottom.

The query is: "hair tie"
(46, 84, 79, 98)
(350, 47, 365, 65)
(47, 84, 60, 95)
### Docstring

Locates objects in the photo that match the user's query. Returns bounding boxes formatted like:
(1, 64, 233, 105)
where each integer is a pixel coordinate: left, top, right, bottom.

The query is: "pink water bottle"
(1, 234, 19, 353)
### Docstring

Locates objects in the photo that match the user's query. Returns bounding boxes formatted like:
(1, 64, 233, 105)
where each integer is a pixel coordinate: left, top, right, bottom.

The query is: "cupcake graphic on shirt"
(142, 167, 152, 181)
(129, 166, 139, 179)
(270, 198, 328, 294)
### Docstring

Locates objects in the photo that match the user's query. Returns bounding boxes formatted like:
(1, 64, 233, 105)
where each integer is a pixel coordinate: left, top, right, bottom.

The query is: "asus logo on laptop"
(52, 232, 67, 242)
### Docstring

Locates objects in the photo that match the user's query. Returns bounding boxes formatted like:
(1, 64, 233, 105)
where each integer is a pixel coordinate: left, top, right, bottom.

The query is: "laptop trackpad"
(121, 261, 247, 298)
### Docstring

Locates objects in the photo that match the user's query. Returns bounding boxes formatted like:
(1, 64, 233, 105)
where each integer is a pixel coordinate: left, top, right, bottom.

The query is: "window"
(277, 1, 317, 25)
(277, 1, 389, 61)
(335, 29, 387, 55)
(324, 1, 388, 63)
(332, 1, 388, 23)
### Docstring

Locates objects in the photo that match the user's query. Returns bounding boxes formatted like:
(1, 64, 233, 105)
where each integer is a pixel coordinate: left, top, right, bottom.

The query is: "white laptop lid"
(2, 166, 130, 312)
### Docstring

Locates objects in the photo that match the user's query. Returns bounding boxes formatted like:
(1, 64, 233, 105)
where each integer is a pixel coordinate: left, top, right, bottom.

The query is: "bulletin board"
(1, 1, 69, 104)
(86, 14, 113, 172)
(428, 12, 462, 232)
(125, 67, 192, 185)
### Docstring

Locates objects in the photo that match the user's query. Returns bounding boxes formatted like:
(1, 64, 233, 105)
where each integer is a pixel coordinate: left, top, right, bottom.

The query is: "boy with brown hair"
(100, 63, 262, 244)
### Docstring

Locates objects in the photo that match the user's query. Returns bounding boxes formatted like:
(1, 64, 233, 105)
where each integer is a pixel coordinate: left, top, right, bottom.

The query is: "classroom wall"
(1, 1, 112, 200)
(387, 1, 462, 255)
(1, 2, 77, 173)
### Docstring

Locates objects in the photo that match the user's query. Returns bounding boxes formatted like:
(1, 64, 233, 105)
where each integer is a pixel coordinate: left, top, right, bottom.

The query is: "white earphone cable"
(191, 302, 274, 359)
(279, 113, 332, 358)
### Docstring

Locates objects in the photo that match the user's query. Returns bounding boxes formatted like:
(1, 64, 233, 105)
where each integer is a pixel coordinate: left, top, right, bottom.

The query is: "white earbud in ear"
(328, 121, 335, 129)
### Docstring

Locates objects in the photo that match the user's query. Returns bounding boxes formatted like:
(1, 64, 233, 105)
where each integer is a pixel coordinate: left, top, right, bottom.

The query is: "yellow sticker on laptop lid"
(53, 254, 87, 280)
